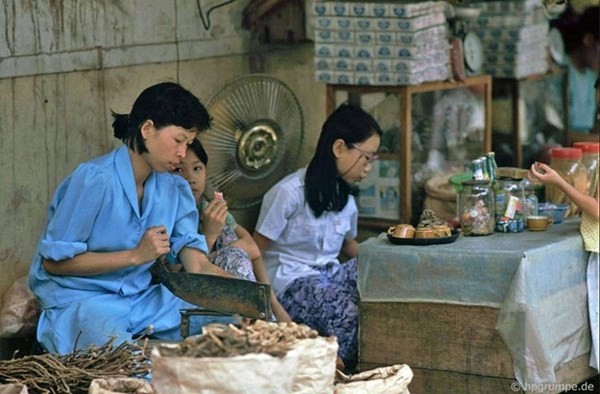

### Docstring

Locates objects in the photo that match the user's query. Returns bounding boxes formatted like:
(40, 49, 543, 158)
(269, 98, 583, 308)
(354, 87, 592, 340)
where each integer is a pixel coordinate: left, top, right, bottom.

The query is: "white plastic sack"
(334, 364, 413, 394)
(151, 345, 299, 394)
(291, 336, 338, 394)
(0, 277, 39, 338)
(88, 378, 154, 394)
(0, 384, 28, 394)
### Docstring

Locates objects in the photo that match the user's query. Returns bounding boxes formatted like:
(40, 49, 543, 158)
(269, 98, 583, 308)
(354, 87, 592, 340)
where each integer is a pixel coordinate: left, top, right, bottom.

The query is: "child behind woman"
(172, 139, 290, 322)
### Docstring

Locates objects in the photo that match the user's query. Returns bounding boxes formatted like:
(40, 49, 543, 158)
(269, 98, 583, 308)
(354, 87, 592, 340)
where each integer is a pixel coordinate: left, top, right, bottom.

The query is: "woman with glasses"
(253, 103, 382, 372)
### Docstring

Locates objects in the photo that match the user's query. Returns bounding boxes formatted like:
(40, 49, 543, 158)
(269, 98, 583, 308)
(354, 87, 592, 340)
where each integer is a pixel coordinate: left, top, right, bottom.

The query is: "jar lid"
(573, 142, 600, 153)
(550, 147, 582, 159)
(461, 179, 490, 186)
(496, 167, 529, 179)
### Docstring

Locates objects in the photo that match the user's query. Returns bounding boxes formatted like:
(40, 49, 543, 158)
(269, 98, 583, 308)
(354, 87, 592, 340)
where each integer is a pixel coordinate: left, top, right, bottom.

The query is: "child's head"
(305, 104, 382, 217)
(312, 103, 382, 185)
(112, 82, 212, 154)
(173, 138, 208, 203)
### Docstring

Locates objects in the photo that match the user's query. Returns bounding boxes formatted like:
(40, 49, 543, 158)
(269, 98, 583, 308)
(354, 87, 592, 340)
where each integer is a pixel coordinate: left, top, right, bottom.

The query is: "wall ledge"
(0, 37, 248, 79)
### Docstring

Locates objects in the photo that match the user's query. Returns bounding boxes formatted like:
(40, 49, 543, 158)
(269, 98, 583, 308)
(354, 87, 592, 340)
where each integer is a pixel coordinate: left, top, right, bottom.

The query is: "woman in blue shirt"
(29, 82, 233, 354)
(253, 104, 382, 371)
(554, 5, 599, 132)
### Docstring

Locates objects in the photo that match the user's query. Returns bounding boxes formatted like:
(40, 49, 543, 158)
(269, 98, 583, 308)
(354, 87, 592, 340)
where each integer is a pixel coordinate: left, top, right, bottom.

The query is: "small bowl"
(415, 228, 435, 239)
(390, 224, 415, 239)
(538, 203, 568, 224)
(527, 215, 553, 231)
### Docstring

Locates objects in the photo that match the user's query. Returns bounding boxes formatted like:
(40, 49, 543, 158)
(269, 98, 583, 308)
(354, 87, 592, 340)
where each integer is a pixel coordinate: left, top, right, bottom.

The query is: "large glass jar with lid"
(547, 147, 588, 218)
(573, 142, 599, 195)
(459, 180, 495, 236)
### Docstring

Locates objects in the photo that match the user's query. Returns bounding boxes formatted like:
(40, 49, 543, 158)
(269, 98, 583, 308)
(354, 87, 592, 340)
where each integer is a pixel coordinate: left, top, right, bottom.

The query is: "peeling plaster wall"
(0, 0, 249, 78)
(0, 1, 325, 308)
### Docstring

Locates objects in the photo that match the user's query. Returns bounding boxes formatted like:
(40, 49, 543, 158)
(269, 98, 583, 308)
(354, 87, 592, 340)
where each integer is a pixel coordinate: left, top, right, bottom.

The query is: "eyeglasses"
(351, 144, 379, 163)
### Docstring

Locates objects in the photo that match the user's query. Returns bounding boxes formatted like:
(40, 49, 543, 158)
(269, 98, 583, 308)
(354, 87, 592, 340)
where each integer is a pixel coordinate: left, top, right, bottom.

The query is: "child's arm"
(530, 163, 599, 220)
(231, 225, 261, 260)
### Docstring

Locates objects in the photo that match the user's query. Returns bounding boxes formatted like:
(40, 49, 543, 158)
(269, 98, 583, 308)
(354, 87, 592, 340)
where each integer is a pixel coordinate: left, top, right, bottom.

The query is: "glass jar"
(494, 176, 526, 232)
(548, 147, 588, 218)
(573, 142, 599, 195)
(459, 180, 495, 236)
(522, 178, 539, 223)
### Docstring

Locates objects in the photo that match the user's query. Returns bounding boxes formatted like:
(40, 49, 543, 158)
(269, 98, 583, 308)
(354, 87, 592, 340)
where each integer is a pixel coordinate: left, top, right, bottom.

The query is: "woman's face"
(142, 121, 197, 173)
(336, 133, 381, 185)
(172, 149, 206, 203)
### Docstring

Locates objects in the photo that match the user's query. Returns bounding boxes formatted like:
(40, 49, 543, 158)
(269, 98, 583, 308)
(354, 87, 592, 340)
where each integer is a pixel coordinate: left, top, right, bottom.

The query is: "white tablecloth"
(358, 219, 591, 385)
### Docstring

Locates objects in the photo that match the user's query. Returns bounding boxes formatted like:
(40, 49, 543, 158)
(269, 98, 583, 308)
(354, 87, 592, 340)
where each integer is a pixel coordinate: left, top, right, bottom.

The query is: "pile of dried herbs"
(0, 337, 150, 394)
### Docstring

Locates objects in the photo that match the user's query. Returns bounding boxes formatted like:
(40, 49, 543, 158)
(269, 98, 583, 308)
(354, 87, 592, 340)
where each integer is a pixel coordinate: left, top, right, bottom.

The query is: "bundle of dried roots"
(0, 337, 151, 394)
(159, 320, 319, 359)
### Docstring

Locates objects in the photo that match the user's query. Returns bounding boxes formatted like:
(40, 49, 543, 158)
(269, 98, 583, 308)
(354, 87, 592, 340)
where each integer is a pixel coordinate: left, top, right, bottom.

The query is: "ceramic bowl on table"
(538, 203, 568, 224)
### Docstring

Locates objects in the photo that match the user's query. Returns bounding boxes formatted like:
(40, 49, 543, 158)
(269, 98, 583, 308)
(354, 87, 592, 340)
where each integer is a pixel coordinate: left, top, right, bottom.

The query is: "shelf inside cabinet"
(326, 75, 492, 225)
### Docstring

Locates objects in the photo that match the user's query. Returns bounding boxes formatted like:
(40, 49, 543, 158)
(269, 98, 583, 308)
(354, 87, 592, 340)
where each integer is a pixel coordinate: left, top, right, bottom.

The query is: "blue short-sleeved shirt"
(254, 168, 358, 295)
(29, 145, 208, 308)
(567, 58, 598, 133)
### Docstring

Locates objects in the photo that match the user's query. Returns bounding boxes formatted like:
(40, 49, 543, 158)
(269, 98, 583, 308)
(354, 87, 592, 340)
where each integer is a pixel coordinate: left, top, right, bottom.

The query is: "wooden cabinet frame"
(326, 75, 492, 226)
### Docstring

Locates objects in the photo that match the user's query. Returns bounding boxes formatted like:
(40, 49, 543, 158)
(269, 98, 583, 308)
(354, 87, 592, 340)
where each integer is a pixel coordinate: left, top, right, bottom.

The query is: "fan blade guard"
(201, 74, 304, 209)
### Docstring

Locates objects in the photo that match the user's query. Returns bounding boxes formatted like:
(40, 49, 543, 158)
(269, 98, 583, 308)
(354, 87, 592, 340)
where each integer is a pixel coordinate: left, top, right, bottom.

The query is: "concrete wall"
(0, 0, 325, 302)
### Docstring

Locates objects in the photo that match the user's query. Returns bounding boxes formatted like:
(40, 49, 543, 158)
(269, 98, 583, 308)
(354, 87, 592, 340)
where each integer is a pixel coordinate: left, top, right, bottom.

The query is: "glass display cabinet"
(326, 74, 492, 227)
(491, 67, 568, 168)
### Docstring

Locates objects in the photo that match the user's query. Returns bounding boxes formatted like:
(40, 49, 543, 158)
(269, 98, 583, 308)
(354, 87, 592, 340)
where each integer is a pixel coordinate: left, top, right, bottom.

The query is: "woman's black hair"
(188, 138, 209, 166)
(111, 82, 212, 153)
(304, 103, 382, 218)
(553, 5, 599, 54)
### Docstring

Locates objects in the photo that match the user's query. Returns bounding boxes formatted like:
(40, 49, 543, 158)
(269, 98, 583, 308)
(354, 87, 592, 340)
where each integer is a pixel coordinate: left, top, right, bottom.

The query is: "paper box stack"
(312, 1, 451, 86)
(467, 1, 550, 79)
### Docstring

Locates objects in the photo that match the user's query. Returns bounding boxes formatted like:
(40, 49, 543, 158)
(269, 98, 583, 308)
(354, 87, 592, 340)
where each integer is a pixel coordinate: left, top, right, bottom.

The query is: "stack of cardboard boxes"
(312, 1, 452, 85)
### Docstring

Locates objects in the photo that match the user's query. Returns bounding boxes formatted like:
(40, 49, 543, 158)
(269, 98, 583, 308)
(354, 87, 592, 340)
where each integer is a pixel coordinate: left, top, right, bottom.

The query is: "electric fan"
(200, 74, 304, 209)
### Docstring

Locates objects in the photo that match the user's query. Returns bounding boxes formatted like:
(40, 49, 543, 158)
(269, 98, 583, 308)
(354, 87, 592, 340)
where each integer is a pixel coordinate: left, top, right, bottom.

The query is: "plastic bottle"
(486, 151, 498, 186)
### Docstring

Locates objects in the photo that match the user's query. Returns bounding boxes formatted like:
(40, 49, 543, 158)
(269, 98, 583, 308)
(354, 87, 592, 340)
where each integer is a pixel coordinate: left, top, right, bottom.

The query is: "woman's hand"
(43, 225, 170, 276)
(134, 225, 170, 265)
(528, 162, 563, 187)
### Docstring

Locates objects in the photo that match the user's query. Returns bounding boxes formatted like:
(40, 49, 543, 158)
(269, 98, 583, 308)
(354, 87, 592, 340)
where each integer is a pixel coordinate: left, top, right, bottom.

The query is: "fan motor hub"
(237, 121, 279, 171)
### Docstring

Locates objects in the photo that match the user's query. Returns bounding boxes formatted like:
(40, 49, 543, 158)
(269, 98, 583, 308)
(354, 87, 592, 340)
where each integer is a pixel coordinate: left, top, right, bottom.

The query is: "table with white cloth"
(357, 218, 597, 394)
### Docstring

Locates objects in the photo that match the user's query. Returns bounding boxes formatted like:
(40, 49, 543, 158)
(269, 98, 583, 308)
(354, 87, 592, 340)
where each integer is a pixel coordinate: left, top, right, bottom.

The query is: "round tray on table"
(386, 228, 459, 246)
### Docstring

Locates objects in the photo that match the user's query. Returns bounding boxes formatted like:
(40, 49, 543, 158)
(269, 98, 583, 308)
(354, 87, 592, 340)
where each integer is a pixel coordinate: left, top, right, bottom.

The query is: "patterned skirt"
(279, 258, 359, 370)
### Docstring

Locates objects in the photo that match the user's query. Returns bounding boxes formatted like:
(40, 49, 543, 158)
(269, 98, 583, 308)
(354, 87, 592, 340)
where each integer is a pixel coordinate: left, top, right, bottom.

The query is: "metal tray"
(386, 229, 460, 246)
